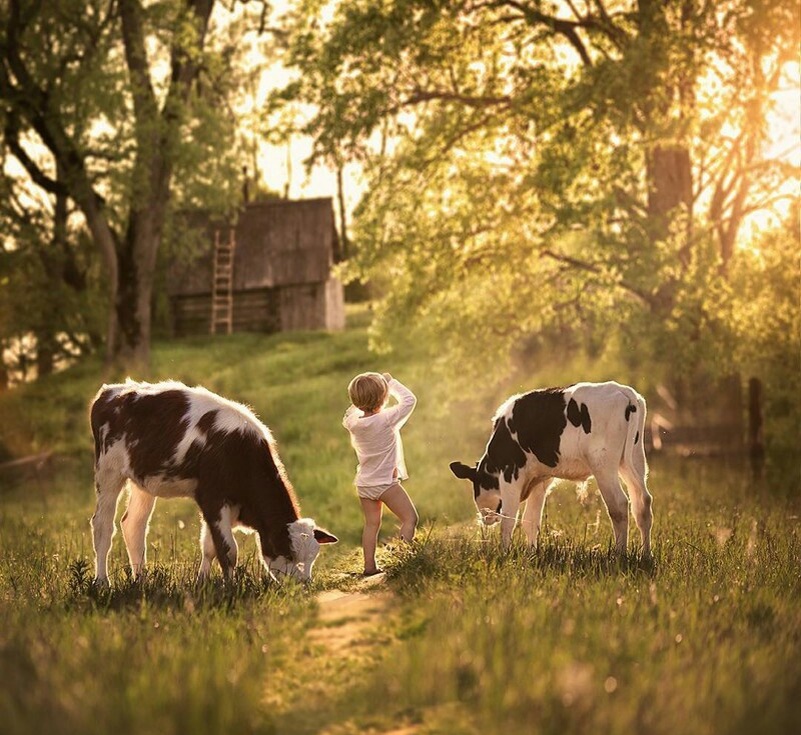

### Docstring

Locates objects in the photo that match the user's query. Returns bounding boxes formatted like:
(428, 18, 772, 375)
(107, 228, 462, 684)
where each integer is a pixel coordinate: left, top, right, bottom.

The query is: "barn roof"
(168, 198, 338, 296)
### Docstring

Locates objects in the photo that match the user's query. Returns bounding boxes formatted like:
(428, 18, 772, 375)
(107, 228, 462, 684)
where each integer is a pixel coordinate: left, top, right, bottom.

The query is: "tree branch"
(481, 0, 624, 65)
(164, 0, 215, 114)
(1, 2, 104, 211)
(540, 247, 655, 307)
(118, 0, 159, 124)
(386, 89, 512, 117)
(3, 117, 67, 196)
(508, 0, 592, 65)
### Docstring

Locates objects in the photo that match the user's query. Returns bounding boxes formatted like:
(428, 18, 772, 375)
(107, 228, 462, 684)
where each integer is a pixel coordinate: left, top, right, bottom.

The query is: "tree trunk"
(69, 177, 120, 363)
(646, 145, 693, 223)
(748, 377, 765, 479)
(0, 344, 8, 391)
(35, 333, 55, 377)
(115, 187, 168, 369)
(336, 162, 348, 262)
(639, 0, 694, 251)
(113, 0, 214, 370)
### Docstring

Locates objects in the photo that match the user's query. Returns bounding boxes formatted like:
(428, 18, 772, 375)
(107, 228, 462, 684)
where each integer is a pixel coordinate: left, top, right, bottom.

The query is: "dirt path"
(303, 573, 429, 735)
(309, 572, 392, 655)
(267, 573, 401, 733)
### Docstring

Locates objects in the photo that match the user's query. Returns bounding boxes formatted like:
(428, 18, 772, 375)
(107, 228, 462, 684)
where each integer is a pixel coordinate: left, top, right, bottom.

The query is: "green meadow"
(0, 311, 799, 735)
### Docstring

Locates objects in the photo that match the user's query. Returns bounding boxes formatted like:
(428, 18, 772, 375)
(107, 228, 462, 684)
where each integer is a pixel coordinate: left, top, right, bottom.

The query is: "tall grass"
(270, 454, 798, 735)
(0, 514, 312, 735)
(370, 506, 801, 735)
(1, 310, 799, 734)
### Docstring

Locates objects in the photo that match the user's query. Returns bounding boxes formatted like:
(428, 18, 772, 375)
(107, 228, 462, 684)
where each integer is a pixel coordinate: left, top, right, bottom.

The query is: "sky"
(233, 1, 360, 208)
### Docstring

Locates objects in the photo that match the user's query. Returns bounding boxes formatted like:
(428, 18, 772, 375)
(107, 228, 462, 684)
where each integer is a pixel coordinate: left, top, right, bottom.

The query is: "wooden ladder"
(210, 228, 236, 335)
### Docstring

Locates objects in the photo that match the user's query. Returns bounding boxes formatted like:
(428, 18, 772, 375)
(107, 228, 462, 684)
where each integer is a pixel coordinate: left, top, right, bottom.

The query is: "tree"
(727, 212, 801, 455)
(0, 0, 240, 369)
(0, 155, 103, 383)
(277, 0, 799, 379)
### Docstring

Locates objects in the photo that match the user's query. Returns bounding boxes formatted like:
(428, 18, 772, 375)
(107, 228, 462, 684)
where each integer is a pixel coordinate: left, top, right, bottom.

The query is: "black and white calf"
(90, 380, 337, 585)
(450, 381, 653, 556)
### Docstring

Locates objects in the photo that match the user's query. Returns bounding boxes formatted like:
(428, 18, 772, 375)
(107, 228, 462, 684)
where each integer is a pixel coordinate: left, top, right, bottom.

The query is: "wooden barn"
(168, 198, 345, 336)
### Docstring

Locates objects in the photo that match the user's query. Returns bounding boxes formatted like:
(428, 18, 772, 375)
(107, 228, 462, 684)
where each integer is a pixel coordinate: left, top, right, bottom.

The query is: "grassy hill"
(0, 309, 799, 735)
(0, 307, 504, 545)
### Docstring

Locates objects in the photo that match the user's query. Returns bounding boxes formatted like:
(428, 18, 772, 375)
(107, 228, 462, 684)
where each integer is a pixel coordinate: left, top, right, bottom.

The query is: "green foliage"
(0, 1, 282, 367)
(0, 0, 123, 372)
(277, 0, 800, 399)
(727, 217, 801, 454)
(0, 221, 105, 382)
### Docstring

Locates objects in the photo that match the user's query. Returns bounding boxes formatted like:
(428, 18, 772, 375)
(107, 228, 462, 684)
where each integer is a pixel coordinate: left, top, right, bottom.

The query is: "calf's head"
(449, 461, 503, 525)
(268, 518, 338, 581)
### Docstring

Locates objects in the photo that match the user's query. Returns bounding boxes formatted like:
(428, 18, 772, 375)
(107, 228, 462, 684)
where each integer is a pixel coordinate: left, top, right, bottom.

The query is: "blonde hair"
(348, 372, 388, 413)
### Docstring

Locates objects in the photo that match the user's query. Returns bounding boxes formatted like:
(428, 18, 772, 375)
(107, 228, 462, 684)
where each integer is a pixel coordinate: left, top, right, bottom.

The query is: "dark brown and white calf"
(450, 381, 653, 556)
(90, 379, 337, 585)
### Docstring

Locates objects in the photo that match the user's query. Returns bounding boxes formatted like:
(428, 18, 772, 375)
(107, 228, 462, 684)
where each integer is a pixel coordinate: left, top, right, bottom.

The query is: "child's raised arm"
(382, 376, 416, 427)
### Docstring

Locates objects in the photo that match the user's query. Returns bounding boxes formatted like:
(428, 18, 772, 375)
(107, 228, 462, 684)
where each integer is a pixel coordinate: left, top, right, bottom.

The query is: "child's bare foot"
(362, 568, 383, 577)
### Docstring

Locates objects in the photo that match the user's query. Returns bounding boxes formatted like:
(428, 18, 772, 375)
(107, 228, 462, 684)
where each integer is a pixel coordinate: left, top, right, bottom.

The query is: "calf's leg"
(120, 485, 157, 579)
(196, 520, 217, 582)
(620, 465, 653, 558)
(499, 486, 521, 549)
(520, 479, 553, 547)
(594, 469, 630, 554)
(199, 504, 238, 579)
(91, 474, 127, 585)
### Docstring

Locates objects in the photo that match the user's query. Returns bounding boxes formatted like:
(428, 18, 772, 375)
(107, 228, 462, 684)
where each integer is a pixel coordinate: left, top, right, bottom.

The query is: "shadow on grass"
(523, 541, 656, 576)
(384, 530, 656, 593)
(65, 557, 305, 613)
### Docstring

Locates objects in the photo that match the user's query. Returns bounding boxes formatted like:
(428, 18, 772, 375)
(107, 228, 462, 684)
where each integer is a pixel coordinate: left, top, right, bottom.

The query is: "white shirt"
(342, 378, 417, 487)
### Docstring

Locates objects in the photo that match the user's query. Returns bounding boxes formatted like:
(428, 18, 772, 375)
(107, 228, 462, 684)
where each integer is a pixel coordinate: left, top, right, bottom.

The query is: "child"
(343, 372, 419, 576)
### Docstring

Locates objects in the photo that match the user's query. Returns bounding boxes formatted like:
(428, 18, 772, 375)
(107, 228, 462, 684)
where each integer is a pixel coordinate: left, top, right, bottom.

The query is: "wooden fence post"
(748, 377, 765, 480)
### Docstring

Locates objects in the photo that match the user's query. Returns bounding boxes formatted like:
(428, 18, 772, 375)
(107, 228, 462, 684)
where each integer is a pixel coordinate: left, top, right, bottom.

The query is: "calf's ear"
(313, 527, 338, 544)
(449, 461, 476, 481)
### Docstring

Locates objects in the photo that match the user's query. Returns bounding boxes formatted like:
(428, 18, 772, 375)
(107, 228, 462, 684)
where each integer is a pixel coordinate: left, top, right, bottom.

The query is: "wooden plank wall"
(171, 288, 281, 337)
(278, 283, 327, 331)
(324, 277, 346, 331)
(166, 200, 346, 337)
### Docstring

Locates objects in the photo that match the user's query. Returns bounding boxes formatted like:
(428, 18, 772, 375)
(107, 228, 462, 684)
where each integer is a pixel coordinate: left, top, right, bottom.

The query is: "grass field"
(1, 311, 799, 735)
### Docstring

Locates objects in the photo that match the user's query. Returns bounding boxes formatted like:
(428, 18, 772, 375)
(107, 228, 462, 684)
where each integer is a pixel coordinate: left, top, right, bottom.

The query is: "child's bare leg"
(381, 484, 419, 542)
(360, 497, 383, 573)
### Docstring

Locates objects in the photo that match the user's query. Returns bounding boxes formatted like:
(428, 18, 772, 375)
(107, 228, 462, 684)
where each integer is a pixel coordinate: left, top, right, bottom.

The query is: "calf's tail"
(623, 392, 648, 478)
